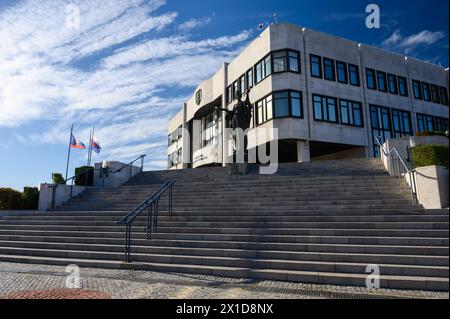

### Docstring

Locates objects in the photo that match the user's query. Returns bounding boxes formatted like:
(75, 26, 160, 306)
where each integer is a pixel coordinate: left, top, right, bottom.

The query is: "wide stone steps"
(1, 215, 446, 224)
(0, 253, 445, 291)
(0, 239, 447, 266)
(0, 245, 448, 280)
(1, 159, 448, 291)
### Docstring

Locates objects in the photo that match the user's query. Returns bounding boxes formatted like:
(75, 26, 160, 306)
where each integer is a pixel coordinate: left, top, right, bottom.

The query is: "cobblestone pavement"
(0, 262, 447, 299)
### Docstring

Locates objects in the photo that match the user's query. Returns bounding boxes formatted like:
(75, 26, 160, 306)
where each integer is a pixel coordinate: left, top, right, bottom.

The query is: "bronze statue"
(217, 88, 253, 158)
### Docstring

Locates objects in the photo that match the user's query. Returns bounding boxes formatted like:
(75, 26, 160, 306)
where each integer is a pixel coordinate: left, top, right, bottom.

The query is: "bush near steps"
(0, 187, 39, 210)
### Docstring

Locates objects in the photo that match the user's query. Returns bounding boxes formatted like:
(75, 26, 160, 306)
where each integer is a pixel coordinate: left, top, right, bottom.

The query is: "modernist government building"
(167, 24, 449, 169)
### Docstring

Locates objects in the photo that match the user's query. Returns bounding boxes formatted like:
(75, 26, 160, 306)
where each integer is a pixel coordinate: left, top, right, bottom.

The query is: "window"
(226, 86, 233, 104)
(168, 125, 182, 146)
(435, 117, 449, 132)
(273, 51, 287, 73)
(255, 90, 303, 126)
(291, 91, 302, 117)
(431, 85, 440, 104)
(377, 71, 387, 92)
(273, 92, 289, 117)
(412, 80, 422, 99)
(256, 61, 263, 83)
(313, 94, 338, 123)
(336, 61, 348, 84)
(310, 55, 322, 78)
(417, 113, 434, 132)
(422, 82, 431, 101)
(391, 109, 412, 138)
(370, 105, 392, 157)
(323, 58, 335, 81)
(388, 74, 398, 95)
(366, 68, 377, 90)
(233, 81, 239, 97)
(247, 69, 254, 89)
(264, 55, 272, 77)
(240, 75, 246, 95)
(339, 99, 363, 127)
(203, 113, 215, 147)
(288, 50, 300, 72)
(398, 76, 408, 97)
(440, 87, 449, 105)
(348, 64, 360, 86)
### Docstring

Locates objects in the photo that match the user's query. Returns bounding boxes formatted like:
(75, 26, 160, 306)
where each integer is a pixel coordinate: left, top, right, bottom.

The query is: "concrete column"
(222, 62, 229, 167)
(182, 103, 190, 169)
(297, 140, 311, 163)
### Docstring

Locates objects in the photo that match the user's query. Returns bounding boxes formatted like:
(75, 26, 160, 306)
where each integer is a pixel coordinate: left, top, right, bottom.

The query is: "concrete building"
(167, 23, 449, 169)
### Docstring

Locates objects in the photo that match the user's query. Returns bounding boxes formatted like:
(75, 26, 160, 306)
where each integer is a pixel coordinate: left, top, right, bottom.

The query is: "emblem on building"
(195, 89, 202, 105)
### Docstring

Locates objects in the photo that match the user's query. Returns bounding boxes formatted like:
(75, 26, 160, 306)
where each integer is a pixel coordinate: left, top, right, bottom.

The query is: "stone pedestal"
(230, 163, 248, 175)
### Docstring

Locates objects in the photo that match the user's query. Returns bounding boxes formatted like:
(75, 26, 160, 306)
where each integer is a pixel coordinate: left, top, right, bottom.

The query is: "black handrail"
(115, 179, 176, 262)
(50, 155, 146, 209)
(374, 136, 418, 204)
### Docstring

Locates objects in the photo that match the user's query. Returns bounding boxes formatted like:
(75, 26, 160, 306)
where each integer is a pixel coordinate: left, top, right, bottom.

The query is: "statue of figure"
(217, 89, 252, 158)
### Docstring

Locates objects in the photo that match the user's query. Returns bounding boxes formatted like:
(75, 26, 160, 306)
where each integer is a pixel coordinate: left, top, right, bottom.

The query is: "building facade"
(167, 23, 449, 169)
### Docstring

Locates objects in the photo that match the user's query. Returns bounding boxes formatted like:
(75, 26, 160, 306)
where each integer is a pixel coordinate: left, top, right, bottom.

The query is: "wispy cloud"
(381, 29, 446, 54)
(177, 15, 214, 33)
(0, 0, 251, 170)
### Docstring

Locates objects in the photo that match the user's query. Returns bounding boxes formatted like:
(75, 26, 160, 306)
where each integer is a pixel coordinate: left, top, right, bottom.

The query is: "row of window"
(412, 80, 449, 105)
(370, 105, 414, 156)
(313, 94, 363, 127)
(168, 148, 183, 168)
(226, 49, 301, 104)
(417, 113, 450, 133)
(255, 90, 302, 126)
(366, 69, 408, 97)
(168, 125, 182, 147)
(310, 55, 360, 86)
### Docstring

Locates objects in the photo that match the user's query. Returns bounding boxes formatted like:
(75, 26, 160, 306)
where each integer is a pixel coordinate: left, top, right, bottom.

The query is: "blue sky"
(0, 0, 448, 191)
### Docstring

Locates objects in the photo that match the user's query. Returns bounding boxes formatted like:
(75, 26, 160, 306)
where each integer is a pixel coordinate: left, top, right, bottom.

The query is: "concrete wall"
(414, 166, 449, 209)
(38, 183, 86, 211)
(93, 161, 142, 188)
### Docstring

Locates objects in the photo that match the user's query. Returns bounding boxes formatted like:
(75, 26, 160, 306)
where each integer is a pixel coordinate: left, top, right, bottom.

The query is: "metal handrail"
(115, 179, 176, 262)
(374, 136, 418, 204)
(50, 155, 146, 209)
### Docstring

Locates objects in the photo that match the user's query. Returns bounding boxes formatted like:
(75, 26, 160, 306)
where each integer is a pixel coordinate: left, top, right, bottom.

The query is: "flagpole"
(65, 124, 74, 181)
(87, 127, 92, 167)
(89, 125, 95, 167)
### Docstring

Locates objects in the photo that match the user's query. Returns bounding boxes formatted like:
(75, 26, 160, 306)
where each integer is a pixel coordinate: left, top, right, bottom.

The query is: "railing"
(374, 136, 418, 204)
(115, 179, 176, 263)
(50, 155, 146, 209)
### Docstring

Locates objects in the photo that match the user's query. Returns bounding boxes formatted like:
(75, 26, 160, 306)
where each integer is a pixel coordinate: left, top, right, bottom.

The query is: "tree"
(52, 173, 65, 184)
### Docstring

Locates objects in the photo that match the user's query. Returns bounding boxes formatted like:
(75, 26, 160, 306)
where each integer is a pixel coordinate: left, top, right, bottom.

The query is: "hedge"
(412, 144, 449, 168)
(74, 166, 94, 186)
(22, 187, 39, 210)
(0, 187, 40, 210)
(416, 131, 448, 137)
(0, 188, 23, 210)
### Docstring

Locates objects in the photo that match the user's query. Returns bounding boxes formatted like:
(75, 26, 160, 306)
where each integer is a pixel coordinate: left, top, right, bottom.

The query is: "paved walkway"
(0, 262, 447, 299)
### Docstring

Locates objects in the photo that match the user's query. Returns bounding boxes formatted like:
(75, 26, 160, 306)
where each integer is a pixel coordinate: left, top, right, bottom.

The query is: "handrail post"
(141, 155, 144, 172)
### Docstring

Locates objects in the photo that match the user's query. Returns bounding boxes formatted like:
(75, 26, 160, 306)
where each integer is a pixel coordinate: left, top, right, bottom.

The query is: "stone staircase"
(0, 159, 448, 291)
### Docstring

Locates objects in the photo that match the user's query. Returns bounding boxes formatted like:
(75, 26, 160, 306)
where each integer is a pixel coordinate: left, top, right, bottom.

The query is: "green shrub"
(74, 166, 94, 186)
(52, 172, 65, 184)
(21, 187, 39, 210)
(416, 131, 448, 137)
(0, 188, 22, 210)
(412, 144, 449, 168)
